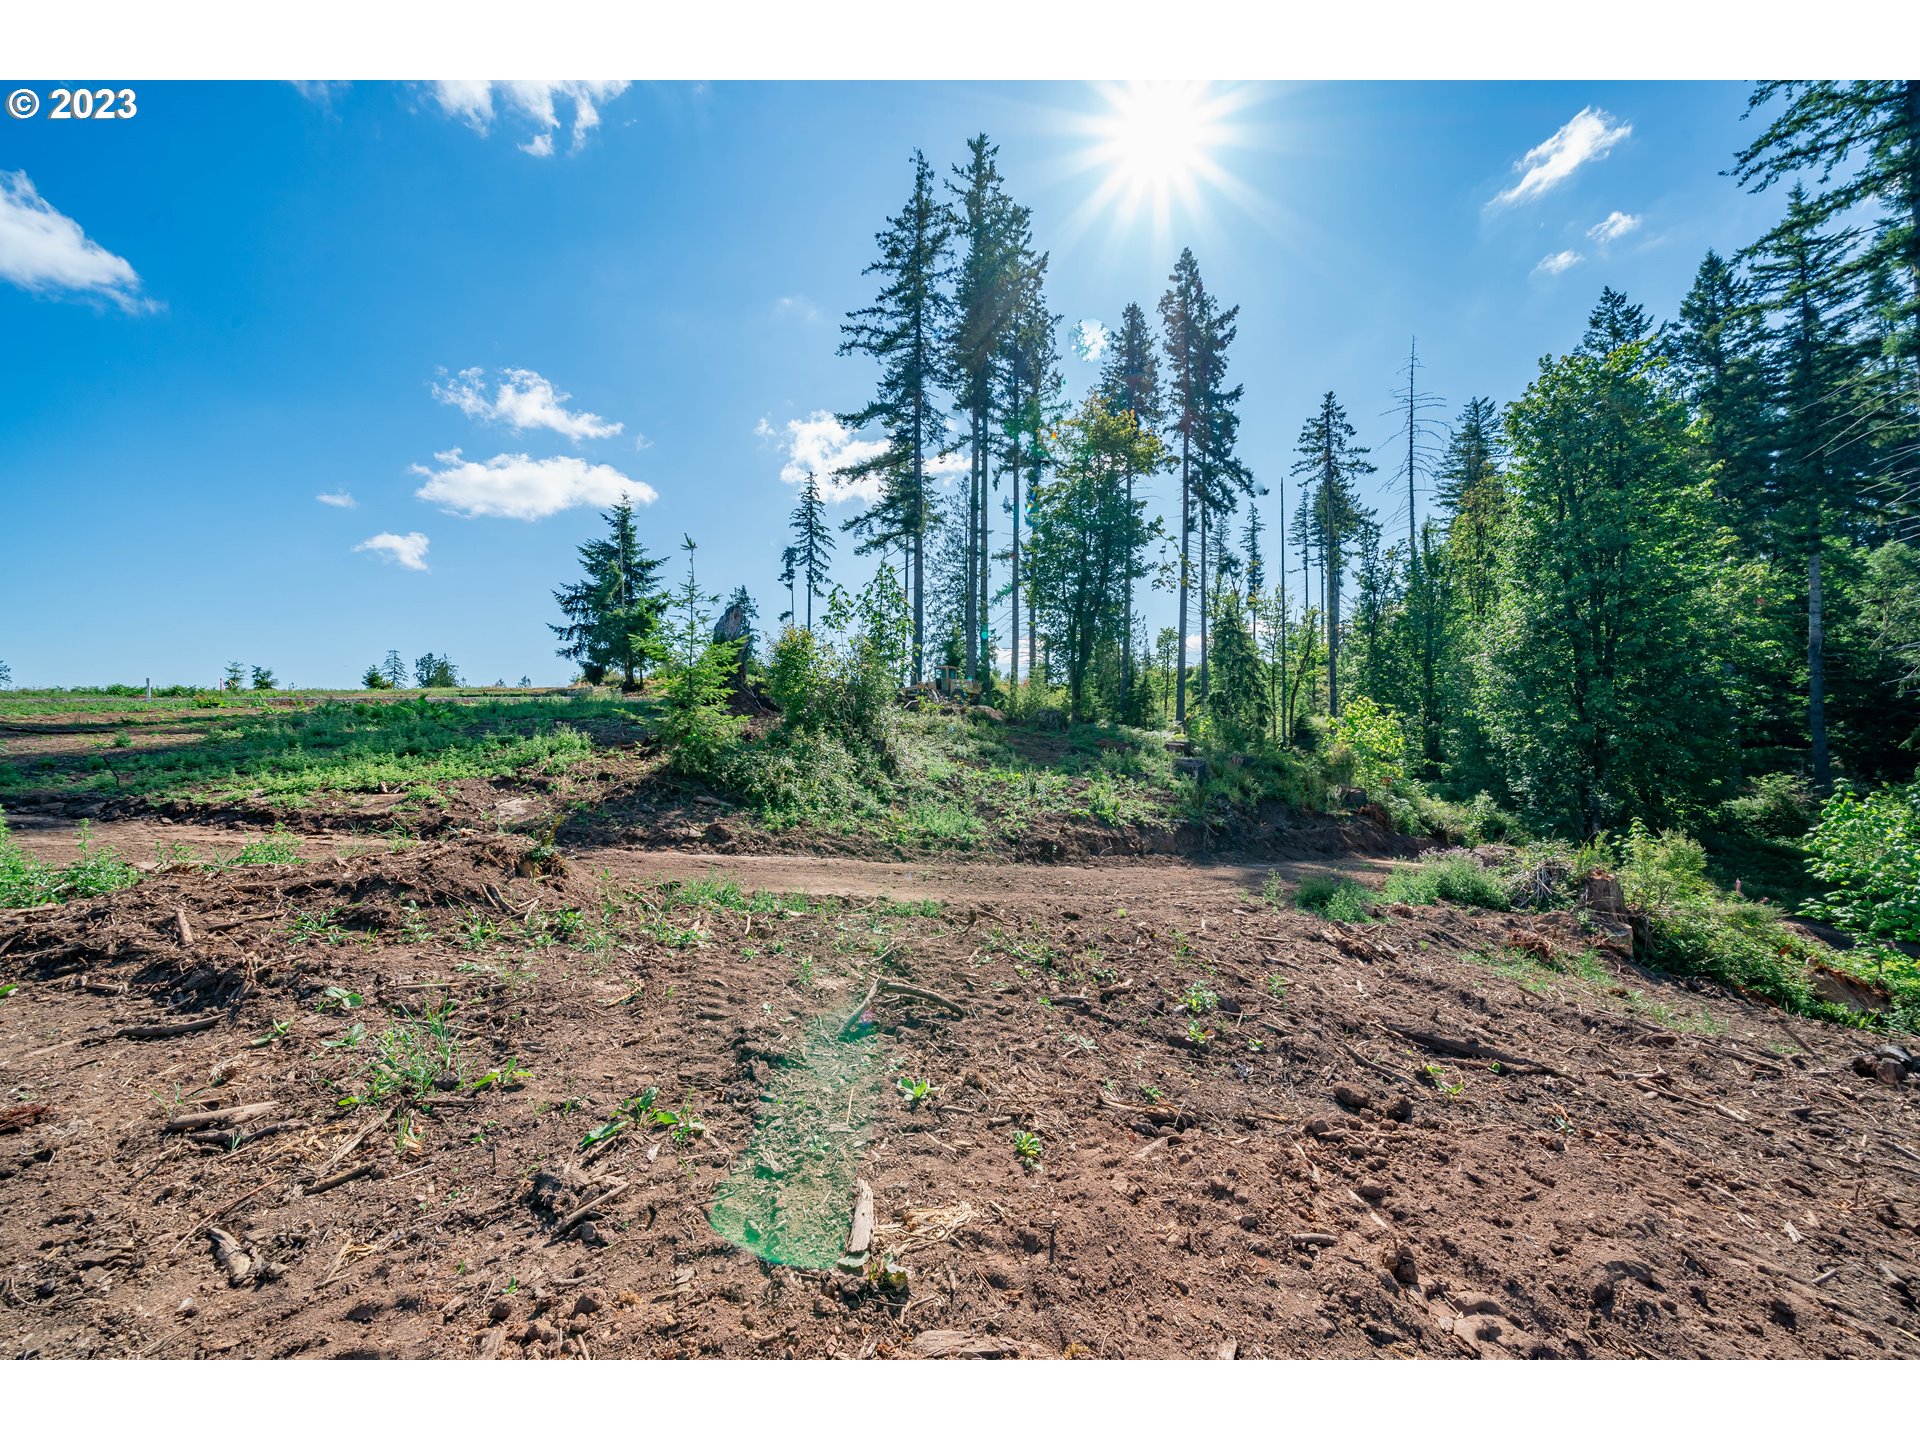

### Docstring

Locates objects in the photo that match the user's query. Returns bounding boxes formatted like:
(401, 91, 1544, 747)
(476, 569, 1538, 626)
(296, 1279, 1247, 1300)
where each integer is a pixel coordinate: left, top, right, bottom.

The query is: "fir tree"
(780, 470, 835, 632)
(1291, 392, 1376, 717)
(550, 496, 667, 689)
(838, 150, 956, 685)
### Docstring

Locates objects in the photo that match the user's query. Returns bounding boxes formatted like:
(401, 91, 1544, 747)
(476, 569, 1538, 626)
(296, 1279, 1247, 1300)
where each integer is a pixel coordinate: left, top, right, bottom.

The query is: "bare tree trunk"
(1809, 544, 1830, 793)
(1175, 433, 1191, 724)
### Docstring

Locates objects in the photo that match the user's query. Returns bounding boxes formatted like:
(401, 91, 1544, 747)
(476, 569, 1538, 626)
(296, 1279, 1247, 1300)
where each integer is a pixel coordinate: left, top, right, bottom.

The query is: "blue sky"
(0, 80, 1790, 687)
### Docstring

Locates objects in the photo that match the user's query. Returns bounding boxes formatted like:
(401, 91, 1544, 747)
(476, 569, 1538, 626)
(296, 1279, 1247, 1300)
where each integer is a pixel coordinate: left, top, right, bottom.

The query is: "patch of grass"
(1380, 855, 1510, 911)
(339, 999, 462, 1108)
(0, 813, 142, 908)
(1288, 873, 1375, 924)
(221, 825, 306, 868)
(0, 695, 631, 809)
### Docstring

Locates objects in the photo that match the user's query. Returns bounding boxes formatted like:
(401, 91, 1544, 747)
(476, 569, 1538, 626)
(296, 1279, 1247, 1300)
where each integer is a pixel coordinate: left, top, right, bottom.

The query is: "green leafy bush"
(1716, 772, 1819, 840)
(1805, 783, 1920, 951)
(1287, 873, 1374, 924)
(1324, 696, 1409, 796)
(1615, 821, 1819, 1014)
(1381, 855, 1510, 910)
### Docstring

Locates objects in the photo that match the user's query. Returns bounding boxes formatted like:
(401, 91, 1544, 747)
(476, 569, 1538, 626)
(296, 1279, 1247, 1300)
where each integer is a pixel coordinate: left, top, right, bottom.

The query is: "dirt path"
(6, 813, 1405, 903)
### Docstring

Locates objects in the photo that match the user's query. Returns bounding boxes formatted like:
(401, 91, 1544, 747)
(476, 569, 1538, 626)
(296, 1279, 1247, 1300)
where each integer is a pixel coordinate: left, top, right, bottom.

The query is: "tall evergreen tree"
(838, 150, 956, 684)
(1291, 392, 1377, 717)
(1159, 247, 1205, 725)
(550, 495, 667, 688)
(1435, 397, 1507, 623)
(1745, 185, 1874, 791)
(779, 470, 835, 632)
(1191, 281, 1252, 704)
(1669, 250, 1773, 541)
(997, 226, 1059, 688)
(1099, 300, 1165, 694)
(948, 136, 1020, 681)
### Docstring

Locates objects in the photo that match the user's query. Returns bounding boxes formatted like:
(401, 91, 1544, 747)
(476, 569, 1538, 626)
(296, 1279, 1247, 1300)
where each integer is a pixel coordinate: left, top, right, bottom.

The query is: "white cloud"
(1587, 210, 1641, 244)
(432, 367, 622, 443)
(290, 81, 349, 104)
(428, 81, 629, 156)
(0, 171, 151, 311)
(775, 294, 823, 322)
(1533, 250, 1584, 277)
(411, 449, 656, 521)
(316, 491, 357, 508)
(632, 432, 653, 451)
(355, 531, 430, 571)
(1489, 107, 1631, 209)
(764, 411, 890, 502)
(1072, 319, 1110, 362)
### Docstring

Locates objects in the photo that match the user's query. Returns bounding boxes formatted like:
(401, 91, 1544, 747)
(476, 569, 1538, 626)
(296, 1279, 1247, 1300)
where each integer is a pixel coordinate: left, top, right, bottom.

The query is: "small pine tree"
(222, 661, 246, 692)
(361, 665, 389, 690)
(381, 650, 408, 688)
(250, 666, 276, 691)
(657, 536, 746, 774)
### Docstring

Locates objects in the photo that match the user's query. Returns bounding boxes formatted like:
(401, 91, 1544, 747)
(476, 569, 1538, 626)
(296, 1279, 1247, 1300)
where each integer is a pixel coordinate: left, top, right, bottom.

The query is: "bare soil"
(4, 828, 1919, 1360)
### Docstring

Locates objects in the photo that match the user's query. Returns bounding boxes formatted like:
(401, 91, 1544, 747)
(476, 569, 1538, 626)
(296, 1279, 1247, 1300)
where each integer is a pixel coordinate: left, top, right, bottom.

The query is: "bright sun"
(1108, 81, 1216, 195)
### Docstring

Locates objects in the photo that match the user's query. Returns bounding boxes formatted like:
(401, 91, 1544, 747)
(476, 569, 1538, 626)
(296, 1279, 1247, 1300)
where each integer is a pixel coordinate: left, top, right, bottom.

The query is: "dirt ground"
(5, 823, 1920, 1360)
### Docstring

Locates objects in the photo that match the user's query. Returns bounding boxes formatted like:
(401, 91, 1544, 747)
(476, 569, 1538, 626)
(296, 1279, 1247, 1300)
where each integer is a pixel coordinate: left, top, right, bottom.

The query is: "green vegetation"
(0, 695, 625, 809)
(1286, 873, 1373, 924)
(1380, 854, 1510, 911)
(0, 811, 141, 908)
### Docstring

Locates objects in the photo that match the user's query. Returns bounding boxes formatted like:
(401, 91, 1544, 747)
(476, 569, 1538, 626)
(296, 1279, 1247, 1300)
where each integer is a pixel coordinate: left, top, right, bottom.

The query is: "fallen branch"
(1338, 1041, 1413, 1087)
(1380, 1022, 1565, 1077)
(116, 1017, 220, 1041)
(203, 911, 278, 933)
(163, 1101, 280, 1134)
(306, 1160, 378, 1195)
(174, 909, 195, 946)
(878, 979, 968, 1014)
(838, 979, 880, 1038)
(0, 1103, 51, 1134)
(839, 1179, 875, 1273)
(319, 1104, 397, 1173)
(550, 1179, 633, 1241)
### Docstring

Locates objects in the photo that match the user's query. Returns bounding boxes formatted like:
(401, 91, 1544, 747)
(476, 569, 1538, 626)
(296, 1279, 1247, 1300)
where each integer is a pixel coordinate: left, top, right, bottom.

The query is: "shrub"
(1615, 820, 1819, 1014)
(1324, 696, 1409, 796)
(1804, 782, 1920, 951)
(1287, 873, 1374, 924)
(1716, 772, 1818, 840)
(1381, 855, 1510, 910)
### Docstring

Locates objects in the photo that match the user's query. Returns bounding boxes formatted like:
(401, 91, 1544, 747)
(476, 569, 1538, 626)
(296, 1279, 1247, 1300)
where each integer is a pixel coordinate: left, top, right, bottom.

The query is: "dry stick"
(321, 1104, 396, 1173)
(1380, 1022, 1565, 1077)
(162, 1101, 280, 1134)
(839, 1179, 875, 1273)
(306, 1161, 378, 1195)
(838, 979, 880, 1038)
(549, 1179, 633, 1242)
(174, 909, 195, 946)
(1338, 1041, 1414, 1088)
(117, 1016, 221, 1041)
(203, 912, 277, 933)
(170, 1176, 279, 1255)
(879, 979, 969, 1014)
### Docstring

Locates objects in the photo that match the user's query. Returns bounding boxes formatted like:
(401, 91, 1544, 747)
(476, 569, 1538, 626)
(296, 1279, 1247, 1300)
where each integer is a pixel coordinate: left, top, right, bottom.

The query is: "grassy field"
(0, 692, 644, 809)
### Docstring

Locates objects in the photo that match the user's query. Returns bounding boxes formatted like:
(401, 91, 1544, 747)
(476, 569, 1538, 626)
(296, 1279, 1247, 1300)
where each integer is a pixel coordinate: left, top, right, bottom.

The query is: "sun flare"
(1107, 81, 1216, 196)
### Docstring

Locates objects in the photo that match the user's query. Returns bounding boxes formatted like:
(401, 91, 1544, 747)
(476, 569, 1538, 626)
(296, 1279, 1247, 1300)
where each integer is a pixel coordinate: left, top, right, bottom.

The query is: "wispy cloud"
(355, 531, 430, 571)
(290, 81, 349, 105)
(1072, 319, 1110, 362)
(774, 294, 823, 322)
(1587, 210, 1641, 244)
(316, 491, 357, 509)
(760, 411, 889, 503)
(1533, 250, 1584, 277)
(411, 449, 656, 521)
(1488, 107, 1631, 210)
(427, 81, 629, 156)
(432, 367, 622, 443)
(0, 171, 153, 312)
